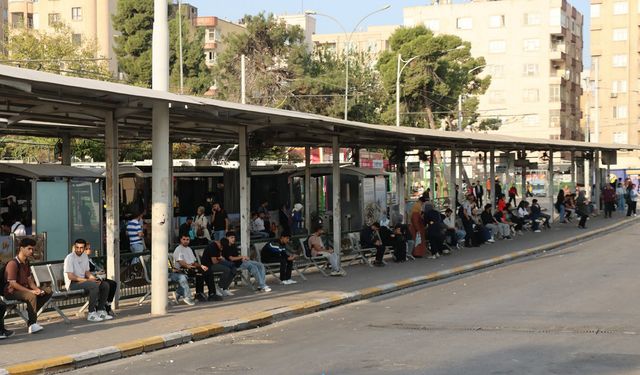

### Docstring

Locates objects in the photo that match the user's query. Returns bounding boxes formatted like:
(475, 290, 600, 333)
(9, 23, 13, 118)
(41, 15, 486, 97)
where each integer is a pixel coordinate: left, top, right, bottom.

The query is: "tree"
(1, 23, 111, 79)
(377, 26, 491, 130)
(113, 0, 210, 94)
(212, 13, 307, 107)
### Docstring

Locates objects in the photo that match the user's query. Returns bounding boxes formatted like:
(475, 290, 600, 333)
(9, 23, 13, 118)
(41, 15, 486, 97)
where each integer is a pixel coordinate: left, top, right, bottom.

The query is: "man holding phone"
(64, 238, 112, 322)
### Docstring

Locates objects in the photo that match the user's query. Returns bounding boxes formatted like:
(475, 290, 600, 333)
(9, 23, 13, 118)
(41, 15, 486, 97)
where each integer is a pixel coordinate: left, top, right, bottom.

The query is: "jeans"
(168, 272, 191, 299)
(618, 196, 626, 212)
(130, 242, 145, 264)
(213, 230, 225, 241)
(210, 263, 233, 290)
(69, 280, 109, 312)
(240, 260, 267, 289)
(317, 251, 341, 272)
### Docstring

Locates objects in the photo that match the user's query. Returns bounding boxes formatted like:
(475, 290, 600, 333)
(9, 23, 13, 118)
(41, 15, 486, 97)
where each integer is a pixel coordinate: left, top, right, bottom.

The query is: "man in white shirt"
(173, 235, 222, 302)
(10, 219, 26, 236)
(64, 238, 112, 322)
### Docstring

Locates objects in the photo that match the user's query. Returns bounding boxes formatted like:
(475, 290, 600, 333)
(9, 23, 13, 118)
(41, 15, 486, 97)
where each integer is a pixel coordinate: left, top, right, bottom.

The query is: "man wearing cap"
(261, 231, 298, 285)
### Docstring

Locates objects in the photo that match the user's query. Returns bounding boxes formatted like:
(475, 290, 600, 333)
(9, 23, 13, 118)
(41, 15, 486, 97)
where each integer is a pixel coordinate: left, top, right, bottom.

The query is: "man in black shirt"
(178, 217, 193, 240)
(260, 232, 297, 285)
(221, 232, 271, 292)
(360, 222, 386, 267)
(201, 240, 235, 296)
(211, 203, 229, 241)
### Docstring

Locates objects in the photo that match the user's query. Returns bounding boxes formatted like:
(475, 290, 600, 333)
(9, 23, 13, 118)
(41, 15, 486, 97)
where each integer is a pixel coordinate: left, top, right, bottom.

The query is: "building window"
(591, 4, 601, 17)
(613, 28, 628, 41)
(613, 2, 629, 15)
(71, 7, 82, 21)
(488, 40, 506, 53)
(488, 15, 504, 28)
(522, 89, 540, 102)
(523, 115, 540, 126)
(613, 54, 628, 67)
(489, 90, 505, 104)
(612, 80, 628, 94)
(456, 17, 473, 30)
(613, 131, 628, 143)
(523, 38, 540, 51)
(207, 29, 215, 41)
(48, 13, 60, 26)
(523, 64, 539, 77)
(11, 12, 24, 28)
(72, 33, 82, 46)
(524, 13, 541, 25)
(613, 105, 628, 119)
(487, 64, 504, 78)
(424, 19, 440, 31)
(206, 51, 217, 64)
(549, 110, 560, 128)
(550, 85, 561, 102)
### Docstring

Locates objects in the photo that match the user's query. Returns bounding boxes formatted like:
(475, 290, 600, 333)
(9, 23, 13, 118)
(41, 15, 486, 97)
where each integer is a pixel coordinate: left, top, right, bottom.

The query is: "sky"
(189, 0, 592, 67)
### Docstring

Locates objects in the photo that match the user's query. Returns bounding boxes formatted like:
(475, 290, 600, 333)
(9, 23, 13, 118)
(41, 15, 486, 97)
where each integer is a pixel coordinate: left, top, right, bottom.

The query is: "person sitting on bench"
(173, 235, 223, 302)
(309, 226, 346, 276)
(360, 222, 386, 267)
(261, 231, 298, 285)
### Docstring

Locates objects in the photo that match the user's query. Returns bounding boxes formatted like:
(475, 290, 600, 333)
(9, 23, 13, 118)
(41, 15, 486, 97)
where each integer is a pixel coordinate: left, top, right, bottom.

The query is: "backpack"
(0, 259, 17, 296)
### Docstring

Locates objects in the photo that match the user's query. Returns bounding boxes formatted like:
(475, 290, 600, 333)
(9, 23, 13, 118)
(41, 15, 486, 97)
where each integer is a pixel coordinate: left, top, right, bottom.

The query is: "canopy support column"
(305, 146, 311, 233)
(483, 152, 488, 191)
(449, 150, 457, 208)
(429, 150, 435, 202)
(332, 136, 341, 264)
(104, 112, 119, 307)
(521, 151, 527, 202)
(548, 150, 554, 221)
(570, 151, 576, 190)
(490, 150, 496, 212)
(594, 150, 601, 210)
(61, 133, 71, 166)
(239, 126, 250, 257)
(396, 149, 406, 225)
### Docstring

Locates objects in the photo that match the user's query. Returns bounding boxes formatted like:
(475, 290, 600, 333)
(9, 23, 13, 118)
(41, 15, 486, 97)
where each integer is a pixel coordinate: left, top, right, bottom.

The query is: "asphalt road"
(74, 221, 640, 375)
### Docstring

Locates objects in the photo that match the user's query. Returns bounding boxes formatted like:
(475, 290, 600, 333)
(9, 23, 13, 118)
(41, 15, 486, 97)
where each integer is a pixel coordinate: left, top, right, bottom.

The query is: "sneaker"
(330, 270, 342, 276)
(260, 286, 272, 292)
(534, 229, 541, 233)
(287, 279, 297, 284)
(195, 293, 208, 302)
(428, 255, 437, 259)
(87, 312, 104, 322)
(504, 236, 512, 240)
(172, 291, 181, 304)
(105, 305, 114, 316)
(208, 294, 223, 301)
(487, 238, 495, 243)
(221, 289, 234, 296)
(28, 323, 44, 334)
(0, 329, 15, 339)
(442, 249, 451, 255)
(97, 310, 113, 321)
(373, 261, 385, 267)
(182, 297, 196, 306)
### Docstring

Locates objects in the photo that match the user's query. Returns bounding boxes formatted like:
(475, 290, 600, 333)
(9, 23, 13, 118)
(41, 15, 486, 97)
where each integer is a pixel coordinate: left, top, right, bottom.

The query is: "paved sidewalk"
(0, 214, 636, 373)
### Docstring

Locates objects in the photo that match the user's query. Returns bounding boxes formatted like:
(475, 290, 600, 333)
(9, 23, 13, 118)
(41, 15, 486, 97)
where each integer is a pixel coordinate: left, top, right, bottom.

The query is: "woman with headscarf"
(409, 197, 428, 258)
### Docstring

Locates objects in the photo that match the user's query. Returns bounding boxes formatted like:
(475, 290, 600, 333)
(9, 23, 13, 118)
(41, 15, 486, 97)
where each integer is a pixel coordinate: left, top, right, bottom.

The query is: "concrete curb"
(1, 217, 635, 374)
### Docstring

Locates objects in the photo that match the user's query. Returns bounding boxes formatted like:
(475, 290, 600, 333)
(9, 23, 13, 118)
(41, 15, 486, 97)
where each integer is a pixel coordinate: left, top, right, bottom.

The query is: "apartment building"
(195, 16, 245, 68)
(7, 0, 118, 74)
(278, 14, 316, 51)
(403, 0, 584, 141)
(590, 0, 640, 168)
(311, 25, 398, 57)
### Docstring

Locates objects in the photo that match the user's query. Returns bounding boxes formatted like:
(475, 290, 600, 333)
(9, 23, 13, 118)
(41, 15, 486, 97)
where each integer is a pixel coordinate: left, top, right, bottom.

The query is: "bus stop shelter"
(0, 64, 635, 315)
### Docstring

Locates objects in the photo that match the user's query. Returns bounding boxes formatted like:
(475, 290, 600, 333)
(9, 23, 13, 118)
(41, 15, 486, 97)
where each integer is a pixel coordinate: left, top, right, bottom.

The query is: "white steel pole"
(241, 54, 246, 104)
(332, 136, 341, 263)
(104, 112, 120, 307)
(239, 126, 250, 257)
(177, 0, 184, 94)
(305, 146, 311, 232)
(490, 150, 496, 212)
(151, 0, 170, 316)
(396, 53, 401, 127)
(396, 151, 405, 224)
(548, 150, 554, 221)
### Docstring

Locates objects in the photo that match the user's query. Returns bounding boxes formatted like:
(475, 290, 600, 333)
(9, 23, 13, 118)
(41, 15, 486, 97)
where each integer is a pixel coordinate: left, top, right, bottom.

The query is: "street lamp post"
(177, 0, 184, 94)
(306, 5, 390, 121)
(395, 45, 466, 127)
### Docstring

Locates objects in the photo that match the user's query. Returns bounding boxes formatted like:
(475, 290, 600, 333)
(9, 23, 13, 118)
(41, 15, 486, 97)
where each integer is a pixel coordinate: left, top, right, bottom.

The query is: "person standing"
(576, 191, 589, 229)
(194, 206, 212, 243)
(410, 197, 427, 258)
(627, 184, 638, 217)
(64, 239, 112, 322)
(474, 181, 484, 207)
(126, 211, 145, 255)
(3, 238, 52, 333)
(210, 202, 229, 241)
(507, 184, 518, 206)
(616, 182, 626, 213)
(602, 185, 616, 218)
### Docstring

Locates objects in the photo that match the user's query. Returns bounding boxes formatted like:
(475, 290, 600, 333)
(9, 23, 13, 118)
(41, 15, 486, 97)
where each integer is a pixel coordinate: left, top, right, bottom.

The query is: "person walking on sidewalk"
(222, 231, 272, 292)
(576, 191, 589, 229)
(64, 239, 112, 322)
(627, 184, 638, 217)
(261, 231, 298, 284)
(3, 238, 52, 333)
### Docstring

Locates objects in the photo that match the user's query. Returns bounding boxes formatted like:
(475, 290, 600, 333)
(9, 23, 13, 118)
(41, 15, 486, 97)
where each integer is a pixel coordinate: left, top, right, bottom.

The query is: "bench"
(253, 241, 306, 282)
(32, 263, 89, 324)
(192, 248, 256, 292)
(0, 295, 28, 324)
(298, 237, 331, 277)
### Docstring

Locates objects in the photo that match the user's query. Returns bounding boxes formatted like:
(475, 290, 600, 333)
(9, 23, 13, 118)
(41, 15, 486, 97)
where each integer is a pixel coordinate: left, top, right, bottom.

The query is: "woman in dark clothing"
(555, 190, 566, 223)
(575, 190, 589, 229)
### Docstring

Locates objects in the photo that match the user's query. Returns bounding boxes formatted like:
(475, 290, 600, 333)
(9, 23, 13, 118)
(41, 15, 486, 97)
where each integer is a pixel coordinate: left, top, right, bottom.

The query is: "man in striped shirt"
(127, 211, 145, 255)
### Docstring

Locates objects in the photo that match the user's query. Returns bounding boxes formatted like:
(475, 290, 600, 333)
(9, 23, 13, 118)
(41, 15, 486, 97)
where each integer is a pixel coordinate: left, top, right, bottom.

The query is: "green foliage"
(0, 23, 111, 79)
(377, 26, 492, 130)
(113, 0, 210, 93)
(212, 13, 307, 106)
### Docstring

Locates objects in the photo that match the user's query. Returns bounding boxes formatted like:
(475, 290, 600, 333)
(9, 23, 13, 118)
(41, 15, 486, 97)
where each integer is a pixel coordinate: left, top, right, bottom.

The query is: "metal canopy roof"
(0, 64, 634, 153)
(0, 162, 103, 179)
